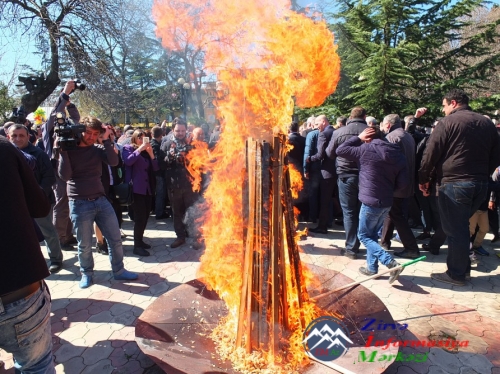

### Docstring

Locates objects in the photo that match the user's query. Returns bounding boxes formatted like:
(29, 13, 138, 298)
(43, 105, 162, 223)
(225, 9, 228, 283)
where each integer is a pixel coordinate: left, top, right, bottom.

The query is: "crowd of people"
(288, 89, 500, 286)
(1, 83, 499, 373)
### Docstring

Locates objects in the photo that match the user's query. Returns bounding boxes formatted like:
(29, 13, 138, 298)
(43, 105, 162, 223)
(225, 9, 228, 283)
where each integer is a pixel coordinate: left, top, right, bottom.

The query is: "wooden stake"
(237, 139, 256, 350)
(259, 141, 271, 350)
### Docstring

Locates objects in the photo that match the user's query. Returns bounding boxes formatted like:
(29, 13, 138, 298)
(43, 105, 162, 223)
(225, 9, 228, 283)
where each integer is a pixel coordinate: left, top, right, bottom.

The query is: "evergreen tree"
(327, 0, 500, 121)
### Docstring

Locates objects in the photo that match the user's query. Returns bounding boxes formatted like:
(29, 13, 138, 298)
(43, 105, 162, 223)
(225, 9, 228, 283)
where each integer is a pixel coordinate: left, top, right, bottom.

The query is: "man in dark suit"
(287, 121, 307, 219)
(307, 115, 336, 234)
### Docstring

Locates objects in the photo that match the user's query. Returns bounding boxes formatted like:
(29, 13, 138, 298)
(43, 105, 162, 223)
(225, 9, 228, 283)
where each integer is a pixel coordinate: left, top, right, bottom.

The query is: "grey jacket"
(326, 118, 368, 177)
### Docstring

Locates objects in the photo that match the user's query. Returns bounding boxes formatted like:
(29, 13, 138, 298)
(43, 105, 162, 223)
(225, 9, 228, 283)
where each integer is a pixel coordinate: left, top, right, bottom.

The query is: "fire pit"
(135, 264, 399, 374)
(136, 136, 399, 373)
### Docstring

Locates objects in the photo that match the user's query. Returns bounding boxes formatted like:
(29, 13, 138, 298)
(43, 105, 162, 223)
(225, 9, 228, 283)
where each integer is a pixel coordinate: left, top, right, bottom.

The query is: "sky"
(0, 0, 326, 89)
(1, 0, 499, 91)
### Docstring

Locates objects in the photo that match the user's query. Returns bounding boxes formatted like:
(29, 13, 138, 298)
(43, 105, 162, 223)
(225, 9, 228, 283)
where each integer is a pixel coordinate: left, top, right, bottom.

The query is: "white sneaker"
(469, 251, 479, 266)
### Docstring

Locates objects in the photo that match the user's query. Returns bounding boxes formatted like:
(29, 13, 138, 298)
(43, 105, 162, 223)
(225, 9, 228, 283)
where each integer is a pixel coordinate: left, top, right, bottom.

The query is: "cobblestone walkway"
(1, 217, 499, 374)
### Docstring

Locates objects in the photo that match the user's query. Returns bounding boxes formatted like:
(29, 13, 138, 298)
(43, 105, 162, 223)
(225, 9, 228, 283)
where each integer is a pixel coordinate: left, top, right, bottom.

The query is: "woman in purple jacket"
(122, 130, 159, 256)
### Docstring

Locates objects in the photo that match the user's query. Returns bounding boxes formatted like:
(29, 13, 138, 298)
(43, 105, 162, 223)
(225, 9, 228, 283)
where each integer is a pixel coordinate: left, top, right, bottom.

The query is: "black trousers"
(108, 186, 123, 228)
(132, 193, 152, 246)
(168, 187, 198, 239)
(317, 177, 336, 229)
(381, 197, 419, 252)
(428, 195, 447, 249)
(489, 205, 499, 235)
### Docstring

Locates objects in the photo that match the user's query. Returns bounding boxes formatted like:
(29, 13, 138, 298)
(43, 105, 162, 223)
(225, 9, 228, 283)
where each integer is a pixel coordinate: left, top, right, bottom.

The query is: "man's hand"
(304, 172, 309, 180)
(63, 80, 76, 96)
(305, 156, 310, 163)
(102, 124, 113, 140)
(419, 182, 430, 197)
(489, 201, 496, 210)
(358, 128, 376, 143)
(415, 107, 427, 119)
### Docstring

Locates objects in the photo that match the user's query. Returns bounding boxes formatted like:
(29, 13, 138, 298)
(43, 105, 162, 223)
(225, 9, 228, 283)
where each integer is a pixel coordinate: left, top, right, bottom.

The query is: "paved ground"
(1, 215, 499, 374)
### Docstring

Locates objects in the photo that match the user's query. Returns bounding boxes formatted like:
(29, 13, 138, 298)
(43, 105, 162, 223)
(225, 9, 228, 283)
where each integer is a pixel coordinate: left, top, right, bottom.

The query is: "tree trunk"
(21, 21, 61, 113)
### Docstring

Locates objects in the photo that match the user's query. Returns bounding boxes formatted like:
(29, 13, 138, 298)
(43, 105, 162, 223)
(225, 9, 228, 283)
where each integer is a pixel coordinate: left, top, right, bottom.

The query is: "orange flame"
(153, 0, 340, 371)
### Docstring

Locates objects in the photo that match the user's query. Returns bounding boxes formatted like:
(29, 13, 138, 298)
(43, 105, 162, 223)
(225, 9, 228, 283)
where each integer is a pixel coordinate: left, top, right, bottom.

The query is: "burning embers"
(209, 136, 331, 372)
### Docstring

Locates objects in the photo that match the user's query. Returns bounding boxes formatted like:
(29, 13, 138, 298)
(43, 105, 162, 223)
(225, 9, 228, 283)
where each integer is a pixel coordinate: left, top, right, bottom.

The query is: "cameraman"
(42, 80, 80, 249)
(161, 118, 198, 248)
(57, 116, 138, 288)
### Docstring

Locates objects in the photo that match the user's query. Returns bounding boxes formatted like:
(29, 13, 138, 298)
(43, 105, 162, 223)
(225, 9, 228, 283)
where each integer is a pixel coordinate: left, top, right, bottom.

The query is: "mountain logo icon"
(302, 316, 352, 362)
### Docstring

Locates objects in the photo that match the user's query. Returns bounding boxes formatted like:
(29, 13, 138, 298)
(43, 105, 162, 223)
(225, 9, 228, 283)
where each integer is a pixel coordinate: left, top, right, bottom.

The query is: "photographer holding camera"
(42, 80, 81, 250)
(161, 118, 198, 248)
(57, 116, 138, 288)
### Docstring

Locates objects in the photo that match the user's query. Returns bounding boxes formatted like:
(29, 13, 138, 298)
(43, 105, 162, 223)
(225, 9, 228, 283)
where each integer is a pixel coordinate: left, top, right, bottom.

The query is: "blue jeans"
(154, 176, 166, 217)
(338, 176, 361, 253)
(438, 181, 488, 281)
(34, 205, 63, 265)
(69, 197, 125, 276)
(0, 283, 55, 374)
(358, 204, 393, 273)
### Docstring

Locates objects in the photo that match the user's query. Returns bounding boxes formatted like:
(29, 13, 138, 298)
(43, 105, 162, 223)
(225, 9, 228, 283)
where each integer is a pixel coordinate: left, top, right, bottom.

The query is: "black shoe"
(394, 249, 420, 259)
(96, 242, 108, 255)
(431, 272, 465, 286)
(340, 249, 357, 260)
(309, 227, 328, 234)
(60, 241, 75, 251)
(155, 213, 171, 220)
(422, 243, 439, 255)
(359, 267, 376, 276)
(66, 237, 78, 245)
(170, 238, 186, 248)
(192, 241, 203, 250)
(49, 263, 63, 274)
(139, 242, 151, 249)
(415, 232, 431, 240)
(133, 247, 150, 256)
(491, 235, 500, 243)
(387, 260, 403, 284)
(334, 219, 344, 226)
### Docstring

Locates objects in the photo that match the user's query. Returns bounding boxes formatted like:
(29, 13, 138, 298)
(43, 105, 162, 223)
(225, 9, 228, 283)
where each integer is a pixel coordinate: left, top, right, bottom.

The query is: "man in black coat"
(307, 115, 336, 234)
(419, 89, 500, 286)
(287, 121, 307, 219)
(0, 136, 55, 373)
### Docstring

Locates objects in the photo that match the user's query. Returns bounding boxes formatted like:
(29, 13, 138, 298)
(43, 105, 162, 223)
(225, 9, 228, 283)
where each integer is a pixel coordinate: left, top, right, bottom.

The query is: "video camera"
(10, 106, 27, 124)
(167, 138, 193, 166)
(70, 79, 86, 94)
(54, 112, 86, 151)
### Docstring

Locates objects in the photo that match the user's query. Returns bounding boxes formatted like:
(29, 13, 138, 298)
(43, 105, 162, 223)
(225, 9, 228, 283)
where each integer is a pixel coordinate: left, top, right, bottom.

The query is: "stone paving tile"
(54, 338, 86, 363)
(55, 356, 86, 374)
(1, 217, 498, 374)
(80, 359, 114, 374)
(81, 341, 114, 366)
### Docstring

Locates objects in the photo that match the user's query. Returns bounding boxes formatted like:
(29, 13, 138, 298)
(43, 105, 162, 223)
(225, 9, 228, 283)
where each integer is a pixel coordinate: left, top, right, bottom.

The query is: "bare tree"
(0, 0, 122, 113)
